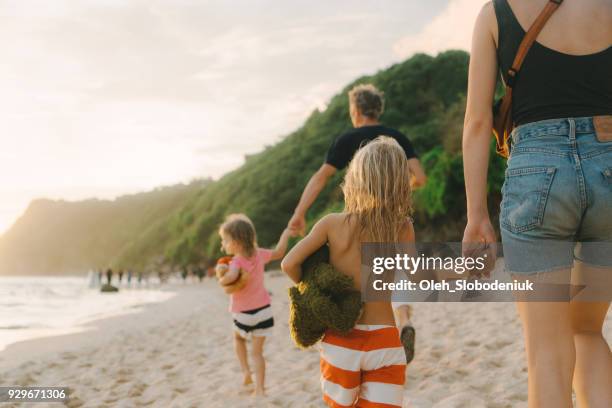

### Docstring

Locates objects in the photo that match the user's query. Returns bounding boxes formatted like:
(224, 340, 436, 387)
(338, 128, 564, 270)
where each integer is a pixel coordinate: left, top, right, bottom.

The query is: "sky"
(0, 0, 484, 234)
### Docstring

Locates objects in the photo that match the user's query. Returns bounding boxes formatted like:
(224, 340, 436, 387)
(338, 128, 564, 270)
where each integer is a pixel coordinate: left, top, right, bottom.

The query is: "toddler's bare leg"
(252, 335, 267, 396)
(233, 331, 252, 385)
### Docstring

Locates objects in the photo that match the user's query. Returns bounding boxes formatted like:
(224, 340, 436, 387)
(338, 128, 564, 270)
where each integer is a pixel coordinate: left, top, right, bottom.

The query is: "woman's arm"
(462, 3, 499, 255)
(268, 228, 295, 261)
(281, 214, 333, 283)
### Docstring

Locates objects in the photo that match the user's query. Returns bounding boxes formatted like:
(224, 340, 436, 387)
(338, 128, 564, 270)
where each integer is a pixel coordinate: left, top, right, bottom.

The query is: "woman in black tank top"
(462, 1, 612, 407)
(494, 0, 612, 125)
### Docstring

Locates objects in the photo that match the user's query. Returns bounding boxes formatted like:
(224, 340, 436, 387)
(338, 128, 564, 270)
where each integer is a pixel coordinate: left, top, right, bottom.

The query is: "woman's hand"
(462, 216, 497, 278)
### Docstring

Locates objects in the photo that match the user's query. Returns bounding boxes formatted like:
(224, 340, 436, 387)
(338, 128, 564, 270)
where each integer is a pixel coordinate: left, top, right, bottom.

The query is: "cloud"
(393, 0, 485, 59)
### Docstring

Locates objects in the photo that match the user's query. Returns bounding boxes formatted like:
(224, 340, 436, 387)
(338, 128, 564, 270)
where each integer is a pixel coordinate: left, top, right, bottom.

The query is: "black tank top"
(493, 0, 612, 126)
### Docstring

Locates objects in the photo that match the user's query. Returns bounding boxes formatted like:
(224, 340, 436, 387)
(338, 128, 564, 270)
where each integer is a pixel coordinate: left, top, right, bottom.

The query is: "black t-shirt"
(325, 125, 418, 170)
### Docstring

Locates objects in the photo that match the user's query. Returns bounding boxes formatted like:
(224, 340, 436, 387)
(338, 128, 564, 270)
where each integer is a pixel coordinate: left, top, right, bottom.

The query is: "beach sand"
(1, 272, 610, 408)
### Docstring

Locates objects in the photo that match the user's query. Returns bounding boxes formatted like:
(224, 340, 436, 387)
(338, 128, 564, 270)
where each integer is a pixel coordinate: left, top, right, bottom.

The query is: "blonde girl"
(282, 137, 414, 408)
(219, 214, 294, 397)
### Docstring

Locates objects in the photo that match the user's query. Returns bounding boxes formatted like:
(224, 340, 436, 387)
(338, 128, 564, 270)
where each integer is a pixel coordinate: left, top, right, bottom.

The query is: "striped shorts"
(232, 304, 274, 339)
(320, 325, 406, 408)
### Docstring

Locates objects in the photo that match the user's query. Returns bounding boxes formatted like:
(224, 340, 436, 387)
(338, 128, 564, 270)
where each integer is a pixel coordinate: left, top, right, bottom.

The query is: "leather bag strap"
(505, 0, 564, 88)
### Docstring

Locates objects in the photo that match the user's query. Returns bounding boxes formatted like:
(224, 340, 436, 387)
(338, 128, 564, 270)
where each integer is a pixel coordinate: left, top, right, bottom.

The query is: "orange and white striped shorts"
(320, 324, 406, 408)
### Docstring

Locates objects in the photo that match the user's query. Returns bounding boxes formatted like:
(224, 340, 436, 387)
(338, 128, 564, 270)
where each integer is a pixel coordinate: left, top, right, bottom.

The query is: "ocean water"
(0, 275, 176, 351)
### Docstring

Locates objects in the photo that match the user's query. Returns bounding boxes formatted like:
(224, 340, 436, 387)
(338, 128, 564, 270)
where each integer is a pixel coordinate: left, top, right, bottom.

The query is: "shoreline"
(0, 275, 176, 353)
(0, 283, 184, 372)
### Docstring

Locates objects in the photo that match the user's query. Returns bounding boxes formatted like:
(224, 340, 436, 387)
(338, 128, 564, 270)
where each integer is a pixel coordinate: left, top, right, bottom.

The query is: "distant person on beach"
(282, 137, 412, 408)
(288, 83, 425, 363)
(118, 270, 124, 285)
(218, 214, 297, 397)
(105, 268, 113, 285)
(127, 270, 133, 287)
(181, 268, 188, 283)
(462, 0, 612, 406)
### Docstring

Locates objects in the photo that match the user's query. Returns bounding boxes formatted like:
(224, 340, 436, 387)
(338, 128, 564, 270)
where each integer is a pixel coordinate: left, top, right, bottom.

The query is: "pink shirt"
(229, 248, 273, 312)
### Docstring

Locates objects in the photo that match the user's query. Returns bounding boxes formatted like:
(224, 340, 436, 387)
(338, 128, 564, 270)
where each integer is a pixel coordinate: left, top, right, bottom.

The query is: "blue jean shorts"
(500, 117, 612, 274)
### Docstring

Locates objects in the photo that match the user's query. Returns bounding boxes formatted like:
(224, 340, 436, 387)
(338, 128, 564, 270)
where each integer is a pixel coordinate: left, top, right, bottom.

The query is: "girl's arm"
(218, 265, 240, 285)
(268, 228, 294, 261)
(281, 214, 332, 283)
(462, 3, 498, 254)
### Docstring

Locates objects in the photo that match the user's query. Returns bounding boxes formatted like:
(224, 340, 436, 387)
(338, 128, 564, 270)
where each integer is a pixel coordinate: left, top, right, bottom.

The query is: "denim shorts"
(500, 117, 612, 274)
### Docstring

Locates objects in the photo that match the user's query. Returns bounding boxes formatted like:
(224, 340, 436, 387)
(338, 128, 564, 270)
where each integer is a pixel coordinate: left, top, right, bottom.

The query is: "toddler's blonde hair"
(219, 214, 257, 258)
(342, 136, 413, 242)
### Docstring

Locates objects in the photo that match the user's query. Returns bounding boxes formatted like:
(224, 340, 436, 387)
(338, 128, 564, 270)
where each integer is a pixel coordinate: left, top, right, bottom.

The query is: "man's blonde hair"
(342, 137, 412, 242)
(348, 84, 385, 119)
(219, 214, 257, 257)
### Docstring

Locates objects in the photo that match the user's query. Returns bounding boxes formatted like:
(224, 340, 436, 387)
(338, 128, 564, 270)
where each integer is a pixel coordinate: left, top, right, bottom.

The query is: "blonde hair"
(219, 214, 257, 258)
(348, 84, 385, 119)
(342, 137, 412, 242)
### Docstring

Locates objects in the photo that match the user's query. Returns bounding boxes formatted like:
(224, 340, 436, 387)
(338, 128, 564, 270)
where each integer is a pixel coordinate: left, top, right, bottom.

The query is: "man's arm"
(288, 163, 337, 235)
(407, 158, 427, 189)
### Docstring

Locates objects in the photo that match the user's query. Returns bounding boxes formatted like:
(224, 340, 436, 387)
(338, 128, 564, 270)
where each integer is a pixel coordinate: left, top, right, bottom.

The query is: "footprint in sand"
(61, 352, 77, 361)
(485, 339, 512, 351)
(472, 382, 495, 394)
(510, 392, 528, 402)
(165, 370, 178, 380)
(15, 374, 36, 386)
(115, 376, 130, 385)
(484, 360, 504, 370)
(454, 368, 469, 376)
(117, 368, 133, 376)
(128, 382, 148, 398)
(65, 396, 84, 408)
(238, 387, 254, 397)
(465, 340, 480, 347)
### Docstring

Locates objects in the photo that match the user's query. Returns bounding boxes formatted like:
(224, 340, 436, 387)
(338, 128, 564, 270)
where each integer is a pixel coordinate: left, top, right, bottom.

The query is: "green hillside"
(0, 181, 208, 275)
(0, 51, 506, 275)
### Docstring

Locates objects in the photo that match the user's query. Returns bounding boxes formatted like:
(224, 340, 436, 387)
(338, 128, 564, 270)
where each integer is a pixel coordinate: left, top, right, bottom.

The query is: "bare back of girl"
(324, 212, 415, 326)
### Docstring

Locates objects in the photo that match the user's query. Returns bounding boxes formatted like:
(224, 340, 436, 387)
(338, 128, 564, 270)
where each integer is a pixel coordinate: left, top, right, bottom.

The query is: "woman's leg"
(570, 300, 611, 407)
(251, 335, 266, 396)
(516, 298, 575, 408)
(233, 331, 252, 385)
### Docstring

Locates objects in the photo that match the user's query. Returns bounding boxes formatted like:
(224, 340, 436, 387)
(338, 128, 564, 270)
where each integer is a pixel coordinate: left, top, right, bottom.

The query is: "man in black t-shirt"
(288, 84, 425, 364)
(325, 123, 419, 170)
(288, 84, 426, 234)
